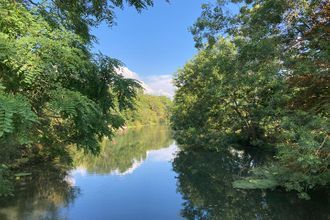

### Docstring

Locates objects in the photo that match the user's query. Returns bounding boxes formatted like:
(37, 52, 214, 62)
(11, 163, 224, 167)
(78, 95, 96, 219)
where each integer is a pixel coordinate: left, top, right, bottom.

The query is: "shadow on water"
(173, 146, 330, 220)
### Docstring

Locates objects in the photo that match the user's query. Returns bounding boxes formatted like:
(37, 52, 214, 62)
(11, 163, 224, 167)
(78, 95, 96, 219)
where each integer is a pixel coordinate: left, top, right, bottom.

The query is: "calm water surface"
(0, 125, 329, 220)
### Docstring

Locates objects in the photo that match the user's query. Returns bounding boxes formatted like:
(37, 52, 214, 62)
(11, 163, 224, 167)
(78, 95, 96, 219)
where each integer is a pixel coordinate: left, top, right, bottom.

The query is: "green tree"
(172, 0, 329, 198)
(1, 1, 141, 156)
(19, 0, 159, 42)
(0, 0, 151, 195)
(122, 92, 172, 127)
(172, 38, 283, 147)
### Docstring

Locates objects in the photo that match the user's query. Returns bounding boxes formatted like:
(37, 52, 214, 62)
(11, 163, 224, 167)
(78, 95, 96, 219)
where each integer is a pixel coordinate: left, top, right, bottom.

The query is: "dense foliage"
(19, 0, 158, 42)
(0, 0, 157, 195)
(172, 0, 329, 198)
(122, 92, 172, 127)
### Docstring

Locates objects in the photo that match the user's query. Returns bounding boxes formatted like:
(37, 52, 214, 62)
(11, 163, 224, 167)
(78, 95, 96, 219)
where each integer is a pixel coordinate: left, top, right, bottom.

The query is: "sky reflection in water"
(0, 125, 329, 220)
(62, 125, 183, 220)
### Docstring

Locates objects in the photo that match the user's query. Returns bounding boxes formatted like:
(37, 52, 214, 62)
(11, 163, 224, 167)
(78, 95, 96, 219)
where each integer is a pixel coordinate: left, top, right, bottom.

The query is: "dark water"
(0, 125, 329, 220)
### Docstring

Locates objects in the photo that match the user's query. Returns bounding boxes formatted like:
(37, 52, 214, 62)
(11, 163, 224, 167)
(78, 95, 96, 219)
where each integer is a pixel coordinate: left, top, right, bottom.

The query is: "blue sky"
(91, 0, 207, 97)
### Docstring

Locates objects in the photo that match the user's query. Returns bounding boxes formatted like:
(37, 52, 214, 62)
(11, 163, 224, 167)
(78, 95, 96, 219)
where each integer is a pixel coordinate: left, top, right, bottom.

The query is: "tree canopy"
(172, 0, 329, 198)
(19, 0, 158, 42)
(0, 0, 157, 195)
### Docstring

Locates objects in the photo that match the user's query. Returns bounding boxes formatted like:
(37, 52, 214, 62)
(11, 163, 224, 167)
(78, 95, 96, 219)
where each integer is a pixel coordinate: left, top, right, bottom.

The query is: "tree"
(19, 0, 160, 42)
(1, 0, 163, 196)
(122, 92, 172, 127)
(172, 0, 329, 198)
(0, 1, 141, 173)
(172, 38, 283, 147)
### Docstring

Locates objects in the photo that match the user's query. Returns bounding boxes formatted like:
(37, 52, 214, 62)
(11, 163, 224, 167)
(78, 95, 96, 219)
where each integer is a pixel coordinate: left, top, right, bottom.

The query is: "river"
(0, 125, 328, 220)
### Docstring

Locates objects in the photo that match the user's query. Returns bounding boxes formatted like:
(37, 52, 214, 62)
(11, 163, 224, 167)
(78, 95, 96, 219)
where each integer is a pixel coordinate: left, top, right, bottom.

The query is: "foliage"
(0, 92, 38, 143)
(0, 164, 13, 197)
(172, 0, 329, 198)
(122, 92, 172, 127)
(0, 0, 141, 154)
(172, 39, 284, 147)
(19, 0, 160, 42)
(0, 0, 146, 195)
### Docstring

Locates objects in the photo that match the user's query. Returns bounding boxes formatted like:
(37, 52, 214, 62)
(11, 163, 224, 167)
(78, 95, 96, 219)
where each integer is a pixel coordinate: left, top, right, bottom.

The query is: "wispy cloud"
(147, 142, 178, 162)
(144, 75, 175, 98)
(115, 67, 175, 99)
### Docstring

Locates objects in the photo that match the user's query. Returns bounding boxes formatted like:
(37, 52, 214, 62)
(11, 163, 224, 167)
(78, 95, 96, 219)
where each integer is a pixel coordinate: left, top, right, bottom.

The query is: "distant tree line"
(122, 92, 172, 127)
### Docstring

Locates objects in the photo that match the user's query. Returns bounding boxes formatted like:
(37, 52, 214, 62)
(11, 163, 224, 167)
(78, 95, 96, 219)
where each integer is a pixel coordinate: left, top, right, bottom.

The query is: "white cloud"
(144, 75, 176, 98)
(110, 159, 143, 176)
(147, 142, 179, 162)
(115, 66, 175, 99)
(115, 66, 153, 94)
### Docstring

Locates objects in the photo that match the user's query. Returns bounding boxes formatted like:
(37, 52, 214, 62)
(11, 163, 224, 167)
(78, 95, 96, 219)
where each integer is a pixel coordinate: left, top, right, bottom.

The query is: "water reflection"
(0, 167, 79, 220)
(72, 125, 173, 175)
(0, 126, 328, 220)
(173, 148, 330, 220)
(0, 125, 179, 220)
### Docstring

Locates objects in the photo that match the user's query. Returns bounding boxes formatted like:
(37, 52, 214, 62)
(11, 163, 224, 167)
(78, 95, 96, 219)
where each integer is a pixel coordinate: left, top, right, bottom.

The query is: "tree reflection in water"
(0, 125, 173, 220)
(72, 124, 173, 174)
(0, 126, 328, 220)
(173, 147, 329, 220)
(0, 166, 79, 220)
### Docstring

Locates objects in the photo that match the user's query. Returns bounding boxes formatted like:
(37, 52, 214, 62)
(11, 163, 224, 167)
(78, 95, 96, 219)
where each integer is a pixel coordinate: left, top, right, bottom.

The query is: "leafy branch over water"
(0, 0, 157, 195)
